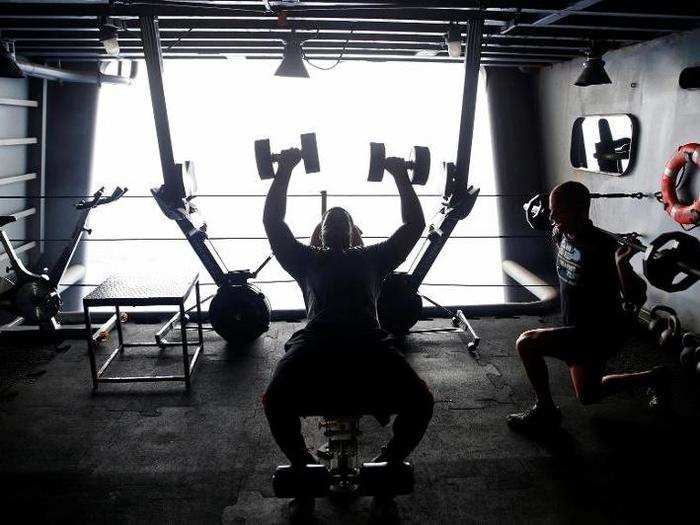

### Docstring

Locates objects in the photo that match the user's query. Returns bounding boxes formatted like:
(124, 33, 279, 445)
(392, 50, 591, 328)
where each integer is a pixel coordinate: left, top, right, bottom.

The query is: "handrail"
(0, 192, 539, 199)
(56, 260, 558, 321)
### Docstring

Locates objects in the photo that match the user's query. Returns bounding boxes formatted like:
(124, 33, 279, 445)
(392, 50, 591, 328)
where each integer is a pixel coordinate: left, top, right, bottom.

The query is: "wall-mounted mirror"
(680, 66, 700, 90)
(570, 114, 638, 176)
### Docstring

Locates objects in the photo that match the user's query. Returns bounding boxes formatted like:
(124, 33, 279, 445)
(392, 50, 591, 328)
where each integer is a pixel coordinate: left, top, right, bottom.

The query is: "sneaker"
(647, 366, 671, 410)
(507, 404, 562, 434)
(369, 496, 399, 525)
(289, 497, 315, 524)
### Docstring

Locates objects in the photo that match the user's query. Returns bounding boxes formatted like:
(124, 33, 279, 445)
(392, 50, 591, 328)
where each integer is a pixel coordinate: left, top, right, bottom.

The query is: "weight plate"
(209, 285, 271, 344)
(523, 193, 552, 232)
(359, 461, 414, 496)
(377, 272, 421, 335)
(643, 231, 700, 292)
(273, 464, 331, 498)
(254, 139, 275, 180)
(301, 132, 320, 173)
(368, 142, 386, 182)
(410, 146, 431, 186)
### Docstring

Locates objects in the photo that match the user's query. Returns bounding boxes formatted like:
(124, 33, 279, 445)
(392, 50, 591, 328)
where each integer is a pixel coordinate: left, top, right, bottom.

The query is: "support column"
(454, 17, 484, 187)
(407, 17, 483, 287)
(139, 16, 177, 188)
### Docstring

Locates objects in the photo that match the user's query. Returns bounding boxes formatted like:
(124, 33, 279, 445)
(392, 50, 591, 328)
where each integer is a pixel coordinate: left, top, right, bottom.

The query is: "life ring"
(661, 143, 700, 225)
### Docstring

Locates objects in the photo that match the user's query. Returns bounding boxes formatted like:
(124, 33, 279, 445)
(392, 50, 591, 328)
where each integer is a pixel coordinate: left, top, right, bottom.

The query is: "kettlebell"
(648, 305, 681, 352)
(679, 333, 699, 372)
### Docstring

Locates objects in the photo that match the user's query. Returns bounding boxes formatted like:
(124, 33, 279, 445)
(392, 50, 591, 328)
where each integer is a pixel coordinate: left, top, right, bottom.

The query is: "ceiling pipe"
(15, 59, 137, 85)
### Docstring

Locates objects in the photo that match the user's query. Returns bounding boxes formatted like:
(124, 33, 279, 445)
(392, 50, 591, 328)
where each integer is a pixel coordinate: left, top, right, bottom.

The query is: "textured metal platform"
(83, 272, 199, 307)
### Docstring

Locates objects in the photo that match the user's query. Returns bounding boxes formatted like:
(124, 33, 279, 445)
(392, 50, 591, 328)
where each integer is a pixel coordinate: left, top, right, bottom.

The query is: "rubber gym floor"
(1, 314, 698, 524)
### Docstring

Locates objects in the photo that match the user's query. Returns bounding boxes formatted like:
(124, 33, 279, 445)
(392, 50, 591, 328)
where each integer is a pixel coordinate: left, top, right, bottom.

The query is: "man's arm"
(262, 148, 309, 273)
(615, 245, 647, 308)
(379, 157, 426, 268)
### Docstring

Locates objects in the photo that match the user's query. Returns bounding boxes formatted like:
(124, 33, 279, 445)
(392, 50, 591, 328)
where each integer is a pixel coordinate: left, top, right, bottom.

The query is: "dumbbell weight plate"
(378, 272, 422, 335)
(301, 132, 320, 174)
(409, 146, 431, 186)
(254, 139, 275, 180)
(523, 193, 552, 232)
(273, 464, 331, 498)
(209, 285, 271, 344)
(359, 461, 414, 496)
(643, 231, 700, 292)
(368, 142, 386, 182)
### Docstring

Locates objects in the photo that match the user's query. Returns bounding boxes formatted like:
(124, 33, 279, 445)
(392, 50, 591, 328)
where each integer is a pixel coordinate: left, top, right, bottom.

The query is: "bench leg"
(195, 281, 204, 348)
(115, 306, 124, 353)
(180, 303, 190, 390)
(83, 305, 98, 391)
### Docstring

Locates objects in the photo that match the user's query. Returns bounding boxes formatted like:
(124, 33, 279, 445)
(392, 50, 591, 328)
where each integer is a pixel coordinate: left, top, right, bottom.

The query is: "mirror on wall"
(680, 66, 700, 90)
(570, 114, 638, 176)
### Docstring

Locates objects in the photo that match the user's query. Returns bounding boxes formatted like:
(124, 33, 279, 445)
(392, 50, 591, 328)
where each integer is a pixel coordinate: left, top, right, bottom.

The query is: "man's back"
(281, 243, 400, 333)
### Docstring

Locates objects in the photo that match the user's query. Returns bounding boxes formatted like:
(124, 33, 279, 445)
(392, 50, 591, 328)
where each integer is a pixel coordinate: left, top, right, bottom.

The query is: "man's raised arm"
(382, 157, 426, 265)
(263, 149, 307, 272)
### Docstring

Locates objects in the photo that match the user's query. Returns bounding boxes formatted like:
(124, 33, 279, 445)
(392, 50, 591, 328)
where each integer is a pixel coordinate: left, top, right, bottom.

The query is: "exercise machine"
(0, 187, 126, 342)
(377, 161, 481, 337)
(150, 161, 273, 344)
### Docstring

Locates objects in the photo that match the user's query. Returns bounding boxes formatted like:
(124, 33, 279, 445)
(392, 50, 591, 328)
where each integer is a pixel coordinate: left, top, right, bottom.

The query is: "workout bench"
(83, 272, 203, 391)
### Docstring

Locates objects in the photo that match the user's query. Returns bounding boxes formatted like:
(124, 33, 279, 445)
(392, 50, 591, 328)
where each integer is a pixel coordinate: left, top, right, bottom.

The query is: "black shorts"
(266, 329, 430, 417)
(561, 325, 626, 366)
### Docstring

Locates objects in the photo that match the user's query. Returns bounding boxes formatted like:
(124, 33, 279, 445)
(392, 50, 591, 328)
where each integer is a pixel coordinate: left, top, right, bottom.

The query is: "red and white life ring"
(661, 143, 700, 225)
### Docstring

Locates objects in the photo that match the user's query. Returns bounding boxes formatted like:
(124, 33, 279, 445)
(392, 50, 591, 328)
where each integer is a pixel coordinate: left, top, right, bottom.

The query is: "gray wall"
(43, 77, 99, 268)
(536, 28, 700, 331)
(0, 77, 33, 261)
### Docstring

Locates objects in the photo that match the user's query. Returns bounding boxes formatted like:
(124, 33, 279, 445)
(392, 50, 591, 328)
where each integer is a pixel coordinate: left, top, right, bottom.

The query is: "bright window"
(89, 59, 503, 310)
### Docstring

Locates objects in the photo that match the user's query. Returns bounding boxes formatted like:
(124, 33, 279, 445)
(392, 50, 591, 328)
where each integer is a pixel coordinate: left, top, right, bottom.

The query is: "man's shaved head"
(550, 181, 590, 214)
(549, 181, 591, 235)
(321, 207, 354, 250)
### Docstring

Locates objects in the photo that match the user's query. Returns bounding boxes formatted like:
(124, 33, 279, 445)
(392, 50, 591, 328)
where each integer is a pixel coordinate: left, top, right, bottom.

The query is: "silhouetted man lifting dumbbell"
(262, 147, 434, 522)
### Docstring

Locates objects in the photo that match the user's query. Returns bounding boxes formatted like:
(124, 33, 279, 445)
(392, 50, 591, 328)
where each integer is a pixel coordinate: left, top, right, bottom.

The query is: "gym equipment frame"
(140, 16, 272, 344)
(0, 187, 126, 342)
(83, 272, 204, 391)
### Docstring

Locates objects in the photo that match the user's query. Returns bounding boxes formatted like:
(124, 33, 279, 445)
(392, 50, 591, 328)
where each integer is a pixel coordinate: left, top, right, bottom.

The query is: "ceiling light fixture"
(274, 31, 309, 78)
(0, 40, 24, 78)
(574, 43, 612, 87)
(99, 17, 122, 56)
(445, 23, 462, 58)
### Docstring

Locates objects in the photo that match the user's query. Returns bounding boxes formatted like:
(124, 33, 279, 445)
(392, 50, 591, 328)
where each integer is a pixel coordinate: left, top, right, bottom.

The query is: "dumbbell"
(367, 142, 431, 185)
(679, 333, 700, 373)
(255, 132, 320, 180)
(648, 305, 682, 353)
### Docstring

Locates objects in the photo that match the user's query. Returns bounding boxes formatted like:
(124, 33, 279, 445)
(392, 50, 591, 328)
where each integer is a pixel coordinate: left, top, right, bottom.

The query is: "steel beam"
(530, 0, 604, 26)
(139, 16, 177, 187)
(404, 17, 483, 288)
(455, 17, 483, 187)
